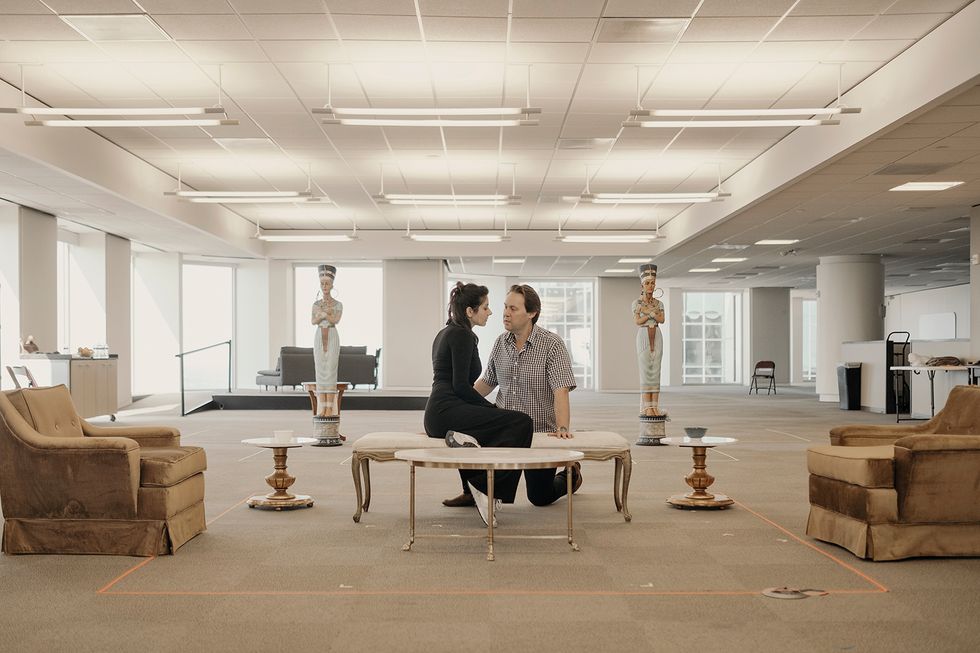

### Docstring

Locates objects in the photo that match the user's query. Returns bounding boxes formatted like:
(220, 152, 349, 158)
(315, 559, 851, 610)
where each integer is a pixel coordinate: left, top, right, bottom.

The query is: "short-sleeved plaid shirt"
(481, 324, 577, 432)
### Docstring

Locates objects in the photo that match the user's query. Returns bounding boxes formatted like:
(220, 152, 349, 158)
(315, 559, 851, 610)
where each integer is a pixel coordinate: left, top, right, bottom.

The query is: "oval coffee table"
(661, 436, 738, 509)
(242, 437, 317, 510)
(395, 448, 584, 561)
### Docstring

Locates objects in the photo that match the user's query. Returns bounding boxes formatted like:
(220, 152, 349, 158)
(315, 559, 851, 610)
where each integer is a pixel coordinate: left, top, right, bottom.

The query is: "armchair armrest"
(0, 434, 140, 519)
(830, 422, 930, 446)
(82, 420, 180, 447)
(893, 434, 980, 523)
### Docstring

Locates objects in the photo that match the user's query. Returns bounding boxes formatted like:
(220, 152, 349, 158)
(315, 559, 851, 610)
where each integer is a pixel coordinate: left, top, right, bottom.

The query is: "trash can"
(836, 362, 862, 410)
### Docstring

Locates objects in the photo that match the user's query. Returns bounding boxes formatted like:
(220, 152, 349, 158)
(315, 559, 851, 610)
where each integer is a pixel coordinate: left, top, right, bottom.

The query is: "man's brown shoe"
(442, 492, 476, 507)
(570, 462, 583, 494)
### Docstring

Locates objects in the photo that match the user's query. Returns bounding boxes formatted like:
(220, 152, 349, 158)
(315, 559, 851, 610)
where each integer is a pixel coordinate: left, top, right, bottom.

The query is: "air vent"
(598, 18, 689, 43)
(558, 138, 616, 150)
(874, 163, 952, 175)
(709, 243, 750, 250)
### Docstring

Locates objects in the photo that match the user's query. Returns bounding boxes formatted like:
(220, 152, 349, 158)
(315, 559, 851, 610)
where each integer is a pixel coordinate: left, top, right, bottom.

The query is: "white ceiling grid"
(0, 0, 976, 291)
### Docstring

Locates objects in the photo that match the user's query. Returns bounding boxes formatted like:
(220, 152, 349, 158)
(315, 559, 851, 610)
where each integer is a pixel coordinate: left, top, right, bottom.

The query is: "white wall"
(884, 284, 970, 340)
(106, 235, 131, 407)
(383, 260, 444, 390)
(596, 276, 640, 392)
(748, 287, 790, 384)
(235, 259, 271, 389)
(68, 232, 107, 350)
(447, 273, 507, 367)
(17, 207, 57, 353)
(132, 252, 181, 395)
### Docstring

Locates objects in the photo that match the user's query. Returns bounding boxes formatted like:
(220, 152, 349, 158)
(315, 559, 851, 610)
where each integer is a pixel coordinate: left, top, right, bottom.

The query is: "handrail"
(175, 339, 232, 416)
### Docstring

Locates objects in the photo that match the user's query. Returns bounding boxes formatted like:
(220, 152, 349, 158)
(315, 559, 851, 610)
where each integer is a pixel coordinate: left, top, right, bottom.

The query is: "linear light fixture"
(375, 193, 520, 207)
(258, 232, 353, 242)
(629, 107, 860, 117)
(604, 268, 633, 273)
(182, 195, 319, 204)
(493, 258, 526, 264)
(623, 118, 839, 128)
(755, 239, 800, 245)
(7, 64, 237, 128)
(619, 257, 652, 263)
(560, 234, 663, 244)
(314, 64, 539, 127)
(165, 165, 325, 204)
(712, 257, 747, 262)
(689, 268, 720, 272)
(409, 233, 504, 243)
(578, 191, 728, 204)
(889, 181, 964, 191)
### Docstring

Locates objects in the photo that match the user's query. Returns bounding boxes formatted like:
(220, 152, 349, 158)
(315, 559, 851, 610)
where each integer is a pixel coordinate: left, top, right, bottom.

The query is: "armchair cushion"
(6, 385, 84, 438)
(139, 447, 207, 487)
(806, 445, 894, 488)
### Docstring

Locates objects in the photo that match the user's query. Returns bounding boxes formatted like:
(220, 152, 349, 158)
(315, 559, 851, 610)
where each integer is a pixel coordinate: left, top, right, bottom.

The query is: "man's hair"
(508, 284, 541, 324)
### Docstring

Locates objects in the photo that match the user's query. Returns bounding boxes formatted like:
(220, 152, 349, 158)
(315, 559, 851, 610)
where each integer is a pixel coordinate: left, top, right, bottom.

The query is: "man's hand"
(549, 426, 574, 439)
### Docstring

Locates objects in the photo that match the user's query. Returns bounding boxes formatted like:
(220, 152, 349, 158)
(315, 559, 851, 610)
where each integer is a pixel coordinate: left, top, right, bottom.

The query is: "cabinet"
(18, 355, 118, 418)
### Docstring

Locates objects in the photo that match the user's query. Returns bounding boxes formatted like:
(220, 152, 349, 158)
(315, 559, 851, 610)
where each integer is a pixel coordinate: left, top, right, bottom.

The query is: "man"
(442, 283, 581, 508)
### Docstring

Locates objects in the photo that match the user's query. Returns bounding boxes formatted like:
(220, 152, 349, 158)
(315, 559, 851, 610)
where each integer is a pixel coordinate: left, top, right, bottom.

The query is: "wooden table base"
(667, 444, 734, 509)
(246, 445, 315, 510)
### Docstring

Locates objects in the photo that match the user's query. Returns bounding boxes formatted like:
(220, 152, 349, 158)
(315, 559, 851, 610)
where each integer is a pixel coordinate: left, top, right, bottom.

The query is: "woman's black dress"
(423, 324, 532, 502)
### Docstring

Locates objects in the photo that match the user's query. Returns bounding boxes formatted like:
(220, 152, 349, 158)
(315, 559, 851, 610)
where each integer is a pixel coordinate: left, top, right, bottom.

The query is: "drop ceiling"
(0, 0, 977, 292)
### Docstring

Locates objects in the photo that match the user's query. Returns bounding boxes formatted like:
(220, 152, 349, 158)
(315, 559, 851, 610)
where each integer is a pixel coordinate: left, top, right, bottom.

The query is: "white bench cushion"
(353, 430, 629, 453)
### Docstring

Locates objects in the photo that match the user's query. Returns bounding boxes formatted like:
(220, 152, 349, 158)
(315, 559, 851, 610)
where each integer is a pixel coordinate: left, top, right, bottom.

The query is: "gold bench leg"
(352, 453, 364, 523)
(362, 458, 372, 512)
(621, 452, 633, 522)
(613, 457, 624, 512)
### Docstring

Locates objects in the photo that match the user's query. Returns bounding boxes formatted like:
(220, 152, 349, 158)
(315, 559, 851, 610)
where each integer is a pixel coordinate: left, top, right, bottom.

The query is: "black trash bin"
(836, 362, 862, 410)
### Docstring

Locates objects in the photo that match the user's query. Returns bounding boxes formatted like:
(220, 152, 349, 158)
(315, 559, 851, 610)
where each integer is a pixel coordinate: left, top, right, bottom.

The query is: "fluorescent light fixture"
(618, 257, 652, 263)
(26, 118, 238, 127)
(689, 268, 720, 272)
(604, 268, 633, 273)
(324, 117, 535, 127)
(755, 239, 800, 245)
(170, 191, 312, 198)
(316, 107, 537, 117)
(889, 181, 964, 191)
(374, 193, 520, 207)
(1, 106, 226, 115)
(258, 232, 352, 242)
(493, 258, 525, 264)
(623, 119, 838, 128)
(711, 257, 747, 262)
(630, 107, 860, 117)
(186, 197, 320, 204)
(578, 192, 727, 204)
(409, 234, 504, 243)
(560, 234, 662, 244)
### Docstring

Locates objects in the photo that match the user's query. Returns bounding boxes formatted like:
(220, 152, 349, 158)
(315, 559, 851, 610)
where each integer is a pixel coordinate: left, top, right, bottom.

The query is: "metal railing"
(175, 339, 231, 416)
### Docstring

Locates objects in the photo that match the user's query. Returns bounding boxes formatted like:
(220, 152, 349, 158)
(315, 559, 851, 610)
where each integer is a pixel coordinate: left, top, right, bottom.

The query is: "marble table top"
(395, 447, 584, 470)
(660, 436, 738, 447)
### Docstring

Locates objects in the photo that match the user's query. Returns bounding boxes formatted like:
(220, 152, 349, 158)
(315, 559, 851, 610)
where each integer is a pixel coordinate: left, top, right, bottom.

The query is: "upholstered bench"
(351, 431, 632, 523)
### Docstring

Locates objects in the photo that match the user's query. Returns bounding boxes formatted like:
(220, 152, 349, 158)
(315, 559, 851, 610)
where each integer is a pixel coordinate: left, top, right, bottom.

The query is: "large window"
(801, 299, 817, 381)
(525, 280, 594, 390)
(682, 292, 741, 384)
(181, 264, 234, 390)
(294, 265, 383, 387)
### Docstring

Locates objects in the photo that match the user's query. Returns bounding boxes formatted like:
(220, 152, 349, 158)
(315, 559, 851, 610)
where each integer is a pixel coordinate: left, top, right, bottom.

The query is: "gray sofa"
(256, 346, 380, 390)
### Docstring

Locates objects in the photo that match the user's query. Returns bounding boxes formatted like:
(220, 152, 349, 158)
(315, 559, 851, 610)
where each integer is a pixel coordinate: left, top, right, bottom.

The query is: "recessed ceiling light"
(60, 14, 171, 41)
(618, 257, 652, 263)
(689, 268, 720, 273)
(493, 258, 525, 264)
(711, 257, 747, 263)
(755, 239, 799, 245)
(604, 268, 633, 273)
(889, 181, 964, 191)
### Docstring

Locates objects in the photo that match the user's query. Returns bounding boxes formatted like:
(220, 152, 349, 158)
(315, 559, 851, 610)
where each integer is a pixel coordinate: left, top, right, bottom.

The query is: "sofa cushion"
(138, 472, 205, 519)
(806, 445, 894, 488)
(808, 474, 897, 523)
(139, 446, 207, 487)
(341, 346, 367, 355)
(4, 386, 83, 438)
(531, 430, 629, 450)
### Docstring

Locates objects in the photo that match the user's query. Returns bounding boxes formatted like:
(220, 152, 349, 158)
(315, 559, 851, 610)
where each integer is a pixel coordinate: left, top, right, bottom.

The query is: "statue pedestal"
(637, 414, 667, 446)
(312, 415, 342, 447)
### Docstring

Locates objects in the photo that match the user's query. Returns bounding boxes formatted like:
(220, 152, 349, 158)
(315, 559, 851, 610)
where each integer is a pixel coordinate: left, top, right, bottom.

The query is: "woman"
(424, 282, 533, 525)
(633, 264, 665, 416)
(312, 264, 342, 417)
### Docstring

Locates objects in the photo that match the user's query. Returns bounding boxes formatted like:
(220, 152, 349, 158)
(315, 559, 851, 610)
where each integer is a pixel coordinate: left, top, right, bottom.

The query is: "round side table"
(242, 437, 317, 510)
(661, 436, 738, 509)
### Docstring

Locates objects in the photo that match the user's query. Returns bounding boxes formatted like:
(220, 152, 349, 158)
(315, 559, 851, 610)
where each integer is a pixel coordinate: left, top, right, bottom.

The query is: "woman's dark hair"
(508, 283, 541, 324)
(447, 281, 489, 329)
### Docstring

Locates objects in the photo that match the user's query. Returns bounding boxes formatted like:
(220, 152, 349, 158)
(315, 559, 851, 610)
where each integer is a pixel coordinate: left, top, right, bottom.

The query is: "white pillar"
(595, 276, 639, 392)
(132, 252, 181, 395)
(971, 206, 980, 357)
(748, 287, 791, 385)
(235, 259, 271, 389)
(105, 235, 132, 407)
(68, 232, 107, 351)
(382, 260, 444, 390)
(816, 255, 884, 402)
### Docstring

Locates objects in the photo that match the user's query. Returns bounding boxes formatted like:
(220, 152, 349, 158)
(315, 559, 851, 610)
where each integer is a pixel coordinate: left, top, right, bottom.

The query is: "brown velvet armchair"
(0, 385, 207, 556)
(806, 384, 980, 560)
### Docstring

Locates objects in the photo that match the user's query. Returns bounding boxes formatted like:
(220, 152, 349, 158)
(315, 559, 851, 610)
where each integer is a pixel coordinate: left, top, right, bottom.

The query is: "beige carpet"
(2, 385, 978, 652)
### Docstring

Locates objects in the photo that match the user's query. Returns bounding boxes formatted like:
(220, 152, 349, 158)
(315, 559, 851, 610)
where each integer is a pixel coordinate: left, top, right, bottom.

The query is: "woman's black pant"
(424, 401, 532, 503)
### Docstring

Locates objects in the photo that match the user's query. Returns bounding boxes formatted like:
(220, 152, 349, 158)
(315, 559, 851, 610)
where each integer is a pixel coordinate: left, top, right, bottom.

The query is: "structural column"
(748, 287, 790, 385)
(382, 260, 444, 390)
(971, 205, 979, 356)
(816, 255, 884, 402)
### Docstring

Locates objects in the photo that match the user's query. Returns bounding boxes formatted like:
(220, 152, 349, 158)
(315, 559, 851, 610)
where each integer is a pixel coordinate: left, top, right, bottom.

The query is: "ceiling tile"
(420, 0, 508, 17)
(768, 16, 872, 40)
(240, 13, 335, 40)
(330, 14, 420, 40)
(510, 18, 598, 42)
(141, 0, 234, 13)
(514, 0, 604, 18)
(153, 14, 251, 40)
(178, 40, 269, 63)
(44, 0, 140, 12)
(853, 13, 951, 40)
(602, 0, 699, 18)
(422, 17, 507, 41)
(0, 15, 85, 40)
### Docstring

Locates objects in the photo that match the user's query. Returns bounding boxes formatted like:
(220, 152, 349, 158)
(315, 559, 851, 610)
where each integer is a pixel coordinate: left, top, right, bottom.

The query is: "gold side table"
(661, 436, 738, 509)
(242, 437, 317, 510)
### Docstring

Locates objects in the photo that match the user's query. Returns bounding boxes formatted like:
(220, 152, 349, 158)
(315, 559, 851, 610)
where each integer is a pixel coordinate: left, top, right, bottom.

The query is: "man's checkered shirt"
(481, 324, 577, 432)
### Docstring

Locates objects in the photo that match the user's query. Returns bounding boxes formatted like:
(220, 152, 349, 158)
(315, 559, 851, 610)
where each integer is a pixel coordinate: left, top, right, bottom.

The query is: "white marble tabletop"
(242, 437, 317, 448)
(395, 447, 584, 470)
(660, 436, 738, 447)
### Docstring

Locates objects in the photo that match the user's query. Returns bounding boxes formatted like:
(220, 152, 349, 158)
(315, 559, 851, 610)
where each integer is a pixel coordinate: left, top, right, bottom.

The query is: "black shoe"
(442, 492, 476, 507)
(446, 430, 480, 448)
(557, 462, 583, 495)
